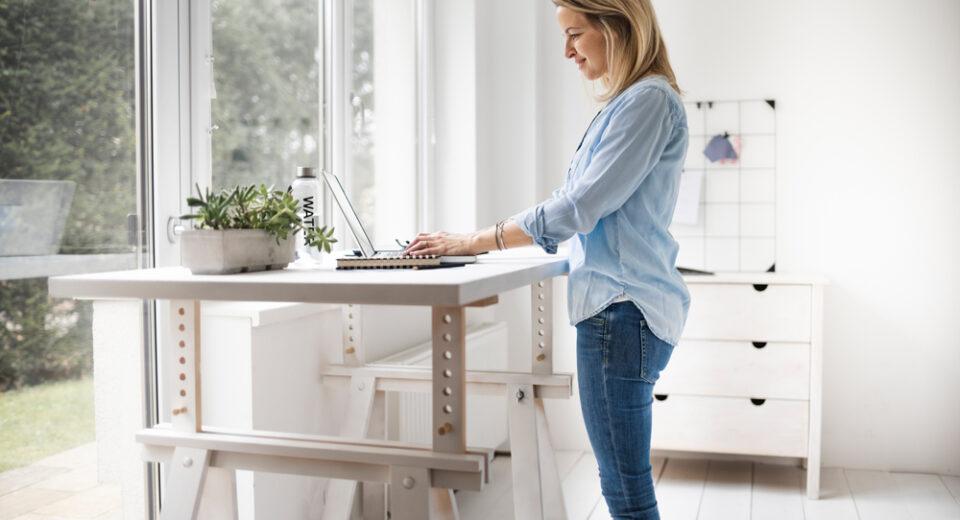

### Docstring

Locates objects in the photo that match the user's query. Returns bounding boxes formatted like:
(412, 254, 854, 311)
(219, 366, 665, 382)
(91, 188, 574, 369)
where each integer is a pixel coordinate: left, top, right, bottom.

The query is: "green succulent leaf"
(180, 183, 335, 250)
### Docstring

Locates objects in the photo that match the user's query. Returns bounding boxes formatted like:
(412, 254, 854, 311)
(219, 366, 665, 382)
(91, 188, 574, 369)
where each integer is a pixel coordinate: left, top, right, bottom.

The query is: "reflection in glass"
(210, 0, 321, 191)
(0, 0, 137, 489)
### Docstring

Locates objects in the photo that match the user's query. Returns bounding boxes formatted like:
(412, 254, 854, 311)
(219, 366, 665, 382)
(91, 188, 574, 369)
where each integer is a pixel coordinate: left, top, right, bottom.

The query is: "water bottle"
(291, 166, 324, 261)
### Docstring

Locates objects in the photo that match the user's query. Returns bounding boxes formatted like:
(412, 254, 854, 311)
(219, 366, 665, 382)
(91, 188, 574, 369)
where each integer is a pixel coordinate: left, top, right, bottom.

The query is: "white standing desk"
(49, 251, 571, 520)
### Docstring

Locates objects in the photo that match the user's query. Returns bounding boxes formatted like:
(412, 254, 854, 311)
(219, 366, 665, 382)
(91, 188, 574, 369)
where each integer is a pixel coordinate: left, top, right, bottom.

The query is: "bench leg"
(160, 447, 210, 520)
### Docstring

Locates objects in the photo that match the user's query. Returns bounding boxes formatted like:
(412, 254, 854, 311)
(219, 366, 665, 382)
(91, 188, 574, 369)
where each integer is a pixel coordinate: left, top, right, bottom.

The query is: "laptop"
(319, 169, 477, 269)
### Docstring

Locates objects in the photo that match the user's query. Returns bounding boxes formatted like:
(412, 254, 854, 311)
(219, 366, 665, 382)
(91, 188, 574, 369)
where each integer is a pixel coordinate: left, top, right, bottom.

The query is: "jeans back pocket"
(639, 322, 675, 384)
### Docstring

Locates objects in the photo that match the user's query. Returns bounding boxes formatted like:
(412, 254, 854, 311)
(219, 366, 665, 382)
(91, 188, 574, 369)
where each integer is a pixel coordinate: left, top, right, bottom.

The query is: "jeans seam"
(600, 311, 632, 514)
(639, 321, 652, 384)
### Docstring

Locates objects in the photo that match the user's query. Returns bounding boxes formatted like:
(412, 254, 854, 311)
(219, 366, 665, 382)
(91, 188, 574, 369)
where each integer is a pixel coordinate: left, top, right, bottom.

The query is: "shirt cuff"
(510, 206, 559, 255)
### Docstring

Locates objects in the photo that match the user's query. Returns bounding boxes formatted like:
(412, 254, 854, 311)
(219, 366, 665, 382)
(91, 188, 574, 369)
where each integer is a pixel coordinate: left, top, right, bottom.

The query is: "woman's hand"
(403, 231, 476, 256)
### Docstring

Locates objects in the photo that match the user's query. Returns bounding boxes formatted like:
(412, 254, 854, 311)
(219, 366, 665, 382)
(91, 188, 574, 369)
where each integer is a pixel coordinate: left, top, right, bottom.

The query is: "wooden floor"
(456, 451, 960, 520)
(0, 444, 119, 520)
(2, 445, 958, 519)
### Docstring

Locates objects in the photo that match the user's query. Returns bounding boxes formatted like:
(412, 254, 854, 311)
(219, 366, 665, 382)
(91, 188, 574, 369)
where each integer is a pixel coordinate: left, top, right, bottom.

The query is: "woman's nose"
(564, 41, 576, 60)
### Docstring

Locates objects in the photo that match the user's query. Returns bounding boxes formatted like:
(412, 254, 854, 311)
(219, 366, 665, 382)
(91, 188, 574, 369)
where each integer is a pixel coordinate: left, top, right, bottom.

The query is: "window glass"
(0, 0, 138, 498)
(210, 0, 322, 191)
(349, 0, 417, 248)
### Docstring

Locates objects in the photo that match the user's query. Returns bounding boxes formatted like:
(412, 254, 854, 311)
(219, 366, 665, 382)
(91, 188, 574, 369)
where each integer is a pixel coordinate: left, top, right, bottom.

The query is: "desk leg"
(536, 399, 567, 519)
(159, 447, 210, 520)
(508, 386, 567, 519)
(325, 375, 377, 519)
(508, 383, 544, 519)
(513, 279, 567, 519)
(432, 306, 467, 453)
(531, 280, 554, 376)
(165, 301, 238, 519)
(425, 306, 467, 519)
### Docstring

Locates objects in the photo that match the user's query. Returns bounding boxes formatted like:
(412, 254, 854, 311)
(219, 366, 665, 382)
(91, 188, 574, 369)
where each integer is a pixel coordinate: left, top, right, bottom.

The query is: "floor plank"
(941, 475, 960, 505)
(31, 484, 120, 519)
(751, 463, 804, 520)
(0, 465, 69, 497)
(844, 469, 911, 520)
(583, 456, 669, 520)
(697, 460, 753, 520)
(802, 467, 859, 520)
(562, 452, 603, 520)
(890, 472, 960, 520)
(655, 458, 709, 520)
(0, 488, 71, 520)
(27, 464, 98, 493)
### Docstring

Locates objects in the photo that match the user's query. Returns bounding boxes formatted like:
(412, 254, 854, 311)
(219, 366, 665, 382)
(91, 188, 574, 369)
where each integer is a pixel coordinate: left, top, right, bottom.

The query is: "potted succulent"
(179, 184, 336, 274)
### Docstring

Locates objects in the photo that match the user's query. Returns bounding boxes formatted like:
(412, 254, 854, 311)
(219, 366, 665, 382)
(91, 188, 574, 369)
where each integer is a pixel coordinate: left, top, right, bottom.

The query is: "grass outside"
(0, 377, 94, 473)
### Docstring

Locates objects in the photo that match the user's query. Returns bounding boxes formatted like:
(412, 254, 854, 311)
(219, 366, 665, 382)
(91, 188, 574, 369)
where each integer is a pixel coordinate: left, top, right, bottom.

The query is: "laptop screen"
(319, 170, 377, 257)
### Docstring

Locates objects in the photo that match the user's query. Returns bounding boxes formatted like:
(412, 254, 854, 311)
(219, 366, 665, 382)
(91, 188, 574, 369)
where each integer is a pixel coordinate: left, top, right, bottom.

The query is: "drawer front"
(651, 395, 808, 458)
(656, 340, 810, 400)
(683, 284, 812, 342)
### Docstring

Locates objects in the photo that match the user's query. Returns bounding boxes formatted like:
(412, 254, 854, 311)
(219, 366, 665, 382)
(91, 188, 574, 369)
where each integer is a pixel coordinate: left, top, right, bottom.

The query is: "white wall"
(518, 0, 960, 474)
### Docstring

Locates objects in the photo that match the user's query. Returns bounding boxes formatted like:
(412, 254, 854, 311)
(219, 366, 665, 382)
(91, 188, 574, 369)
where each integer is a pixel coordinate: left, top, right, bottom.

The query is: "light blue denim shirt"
(511, 75, 690, 346)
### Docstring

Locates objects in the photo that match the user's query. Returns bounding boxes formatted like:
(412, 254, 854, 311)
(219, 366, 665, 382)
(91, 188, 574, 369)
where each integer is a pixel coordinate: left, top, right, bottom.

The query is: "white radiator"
(376, 322, 509, 451)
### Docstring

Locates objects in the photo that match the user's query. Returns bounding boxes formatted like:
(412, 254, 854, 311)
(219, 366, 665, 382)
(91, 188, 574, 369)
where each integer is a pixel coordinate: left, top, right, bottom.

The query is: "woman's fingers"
(405, 231, 446, 254)
(406, 239, 435, 255)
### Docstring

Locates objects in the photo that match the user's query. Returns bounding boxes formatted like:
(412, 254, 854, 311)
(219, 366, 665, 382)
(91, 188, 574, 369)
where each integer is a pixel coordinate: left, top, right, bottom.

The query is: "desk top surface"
(48, 247, 570, 306)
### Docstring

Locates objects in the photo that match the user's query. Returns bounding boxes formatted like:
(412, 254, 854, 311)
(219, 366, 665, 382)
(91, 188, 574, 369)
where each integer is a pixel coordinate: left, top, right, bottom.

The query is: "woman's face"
(557, 6, 607, 81)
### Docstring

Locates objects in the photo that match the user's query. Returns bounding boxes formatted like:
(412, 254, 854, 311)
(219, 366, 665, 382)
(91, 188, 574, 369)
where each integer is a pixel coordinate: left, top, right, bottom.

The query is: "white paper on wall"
(673, 169, 704, 225)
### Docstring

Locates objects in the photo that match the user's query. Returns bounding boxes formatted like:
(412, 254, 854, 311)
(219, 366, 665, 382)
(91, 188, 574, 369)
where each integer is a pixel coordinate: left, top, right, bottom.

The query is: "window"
(0, 0, 142, 491)
(346, 0, 419, 248)
(209, 0, 322, 191)
(198, 0, 428, 251)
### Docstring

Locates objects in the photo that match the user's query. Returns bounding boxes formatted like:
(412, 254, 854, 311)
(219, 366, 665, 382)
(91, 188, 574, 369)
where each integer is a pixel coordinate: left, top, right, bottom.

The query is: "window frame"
(325, 0, 437, 250)
(146, 1, 438, 515)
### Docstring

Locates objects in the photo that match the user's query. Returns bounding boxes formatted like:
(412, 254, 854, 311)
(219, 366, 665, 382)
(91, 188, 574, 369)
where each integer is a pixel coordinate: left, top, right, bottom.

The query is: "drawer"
(683, 284, 812, 342)
(656, 340, 810, 400)
(651, 394, 808, 458)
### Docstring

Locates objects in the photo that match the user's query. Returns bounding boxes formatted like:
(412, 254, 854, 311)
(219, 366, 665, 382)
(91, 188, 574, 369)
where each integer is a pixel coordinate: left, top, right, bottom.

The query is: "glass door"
(0, 1, 151, 516)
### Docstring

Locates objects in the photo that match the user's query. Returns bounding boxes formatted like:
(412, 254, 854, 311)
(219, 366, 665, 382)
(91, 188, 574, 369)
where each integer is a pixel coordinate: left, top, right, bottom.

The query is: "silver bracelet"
(496, 220, 506, 250)
(494, 220, 504, 250)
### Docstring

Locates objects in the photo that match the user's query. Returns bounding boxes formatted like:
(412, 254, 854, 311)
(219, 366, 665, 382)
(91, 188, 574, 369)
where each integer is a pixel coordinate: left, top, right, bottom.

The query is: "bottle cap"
(296, 167, 316, 178)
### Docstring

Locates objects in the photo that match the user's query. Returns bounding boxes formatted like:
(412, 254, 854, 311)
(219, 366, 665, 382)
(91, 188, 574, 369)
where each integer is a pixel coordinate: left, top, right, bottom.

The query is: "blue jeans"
(576, 301, 675, 520)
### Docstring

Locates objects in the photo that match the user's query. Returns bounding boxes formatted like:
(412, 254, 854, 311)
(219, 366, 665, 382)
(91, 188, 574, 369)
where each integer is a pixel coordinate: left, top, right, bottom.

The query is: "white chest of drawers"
(652, 273, 827, 499)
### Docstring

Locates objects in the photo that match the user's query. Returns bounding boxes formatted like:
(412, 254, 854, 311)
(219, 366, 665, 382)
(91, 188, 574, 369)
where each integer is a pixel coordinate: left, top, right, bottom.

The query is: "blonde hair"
(553, 0, 681, 101)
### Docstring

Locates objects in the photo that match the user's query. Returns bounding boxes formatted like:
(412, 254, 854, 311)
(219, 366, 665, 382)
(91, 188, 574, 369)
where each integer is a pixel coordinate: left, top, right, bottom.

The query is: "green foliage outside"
(0, 0, 136, 254)
(0, 377, 94, 472)
(210, 0, 321, 190)
(0, 0, 329, 391)
(0, 0, 134, 391)
(0, 279, 92, 390)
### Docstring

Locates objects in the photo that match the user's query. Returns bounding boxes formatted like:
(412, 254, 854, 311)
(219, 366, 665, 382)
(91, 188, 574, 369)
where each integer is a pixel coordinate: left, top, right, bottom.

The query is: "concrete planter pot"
(181, 229, 295, 275)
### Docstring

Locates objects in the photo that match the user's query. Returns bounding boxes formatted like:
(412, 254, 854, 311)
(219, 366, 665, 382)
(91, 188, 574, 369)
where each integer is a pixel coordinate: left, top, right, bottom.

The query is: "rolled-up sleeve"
(511, 87, 676, 254)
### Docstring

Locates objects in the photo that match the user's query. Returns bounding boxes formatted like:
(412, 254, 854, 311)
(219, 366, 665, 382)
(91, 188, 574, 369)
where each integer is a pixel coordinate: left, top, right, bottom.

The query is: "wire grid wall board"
(671, 99, 777, 273)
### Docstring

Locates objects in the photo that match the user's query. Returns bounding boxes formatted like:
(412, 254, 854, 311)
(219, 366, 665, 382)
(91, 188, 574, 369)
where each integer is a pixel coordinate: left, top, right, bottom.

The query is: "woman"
(404, 1, 687, 517)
